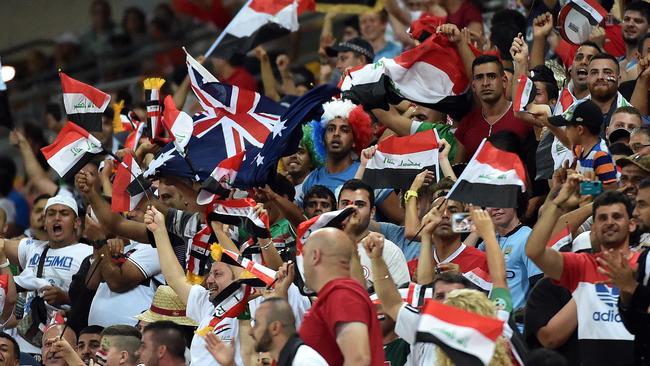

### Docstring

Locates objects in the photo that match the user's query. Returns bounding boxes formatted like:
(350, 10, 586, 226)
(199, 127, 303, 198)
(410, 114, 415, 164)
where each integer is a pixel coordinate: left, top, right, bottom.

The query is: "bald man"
(298, 228, 384, 366)
(41, 325, 77, 366)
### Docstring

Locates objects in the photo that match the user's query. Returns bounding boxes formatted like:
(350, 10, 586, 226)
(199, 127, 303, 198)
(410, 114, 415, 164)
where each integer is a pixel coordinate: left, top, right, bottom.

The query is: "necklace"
(482, 102, 512, 136)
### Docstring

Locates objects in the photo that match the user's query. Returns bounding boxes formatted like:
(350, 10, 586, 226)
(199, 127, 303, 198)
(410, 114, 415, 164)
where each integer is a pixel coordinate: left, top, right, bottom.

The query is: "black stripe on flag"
(67, 113, 102, 132)
(213, 24, 290, 61)
(207, 212, 270, 238)
(61, 151, 101, 183)
(415, 331, 484, 366)
(447, 181, 521, 208)
(363, 166, 437, 191)
(126, 174, 152, 196)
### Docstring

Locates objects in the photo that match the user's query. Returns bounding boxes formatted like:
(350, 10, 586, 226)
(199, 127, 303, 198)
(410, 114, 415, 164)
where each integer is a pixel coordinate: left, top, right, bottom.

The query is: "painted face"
(587, 58, 619, 102)
(338, 188, 374, 236)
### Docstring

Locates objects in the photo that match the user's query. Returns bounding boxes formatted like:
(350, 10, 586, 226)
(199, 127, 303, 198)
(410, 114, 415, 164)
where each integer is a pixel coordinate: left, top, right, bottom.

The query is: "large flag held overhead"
(235, 84, 339, 188)
(111, 153, 150, 212)
(205, 0, 315, 58)
(362, 129, 440, 191)
(416, 299, 505, 366)
(40, 122, 104, 181)
(206, 198, 271, 238)
(446, 140, 527, 208)
(59, 72, 111, 132)
(340, 33, 471, 120)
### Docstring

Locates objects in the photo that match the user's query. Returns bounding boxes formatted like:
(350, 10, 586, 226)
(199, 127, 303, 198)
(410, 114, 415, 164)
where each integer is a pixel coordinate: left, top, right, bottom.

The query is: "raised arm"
(530, 13, 553, 68)
(254, 46, 281, 102)
(404, 170, 435, 240)
(471, 209, 507, 289)
(10, 130, 57, 196)
(145, 206, 192, 304)
(363, 233, 404, 321)
(96, 238, 148, 293)
(526, 175, 585, 280)
(631, 56, 650, 115)
(417, 199, 445, 285)
(371, 107, 415, 137)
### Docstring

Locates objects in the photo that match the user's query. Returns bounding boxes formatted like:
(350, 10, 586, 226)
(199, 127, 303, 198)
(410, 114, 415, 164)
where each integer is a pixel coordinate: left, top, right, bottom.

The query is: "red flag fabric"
(40, 122, 104, 181)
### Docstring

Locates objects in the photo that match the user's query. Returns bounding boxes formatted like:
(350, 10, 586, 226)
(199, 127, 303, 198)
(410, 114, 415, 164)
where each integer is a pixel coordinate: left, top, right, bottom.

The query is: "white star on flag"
(271, 120, 287, 138)
(255, 153, 265, 166)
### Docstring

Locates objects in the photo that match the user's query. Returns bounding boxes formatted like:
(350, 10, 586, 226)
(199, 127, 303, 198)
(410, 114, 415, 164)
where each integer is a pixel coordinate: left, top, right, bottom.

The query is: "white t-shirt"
(88, 242, 163, 326)
(186, 285, 242, 366)
(358, 238, 410, 287)
(395, 303, 436, 366)
(293, 344, 329, 365)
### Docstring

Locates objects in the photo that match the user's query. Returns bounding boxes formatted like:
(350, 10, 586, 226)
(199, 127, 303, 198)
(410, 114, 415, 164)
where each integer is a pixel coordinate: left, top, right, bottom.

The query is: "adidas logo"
(595, 283, 619, 308)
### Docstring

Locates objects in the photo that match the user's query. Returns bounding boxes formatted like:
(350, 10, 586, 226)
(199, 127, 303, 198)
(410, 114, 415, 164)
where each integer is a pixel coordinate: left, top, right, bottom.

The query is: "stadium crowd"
(2, 0, 650, 365)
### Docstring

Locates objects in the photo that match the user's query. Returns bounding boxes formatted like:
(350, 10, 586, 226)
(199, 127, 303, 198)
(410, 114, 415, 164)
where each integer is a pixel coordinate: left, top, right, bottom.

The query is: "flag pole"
(180, 152, 201, 182)
(204, 0, 253, 57)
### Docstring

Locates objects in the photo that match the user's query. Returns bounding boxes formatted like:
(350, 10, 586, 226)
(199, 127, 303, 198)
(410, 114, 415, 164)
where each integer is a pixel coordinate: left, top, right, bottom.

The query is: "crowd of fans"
(3, 0, 650, 365)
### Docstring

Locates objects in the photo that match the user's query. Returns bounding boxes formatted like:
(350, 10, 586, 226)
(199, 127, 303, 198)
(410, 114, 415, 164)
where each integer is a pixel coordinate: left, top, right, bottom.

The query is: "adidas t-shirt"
(555, 251, 638, 366)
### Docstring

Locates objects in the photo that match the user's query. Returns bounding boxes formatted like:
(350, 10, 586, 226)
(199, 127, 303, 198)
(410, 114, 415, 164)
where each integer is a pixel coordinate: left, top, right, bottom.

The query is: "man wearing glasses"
(630, 126, 650, 155)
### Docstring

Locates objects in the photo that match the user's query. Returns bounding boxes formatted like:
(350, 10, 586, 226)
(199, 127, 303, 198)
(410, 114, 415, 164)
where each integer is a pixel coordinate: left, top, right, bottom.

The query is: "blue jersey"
(379, 222, 421, 261)
(298, 161, 390, 206)
(479, 225, 542, 310)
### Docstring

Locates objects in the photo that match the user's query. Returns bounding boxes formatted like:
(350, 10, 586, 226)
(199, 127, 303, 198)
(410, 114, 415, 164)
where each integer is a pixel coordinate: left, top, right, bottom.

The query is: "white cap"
(45, 195, 78, 216)
(571, 231, 592, 253)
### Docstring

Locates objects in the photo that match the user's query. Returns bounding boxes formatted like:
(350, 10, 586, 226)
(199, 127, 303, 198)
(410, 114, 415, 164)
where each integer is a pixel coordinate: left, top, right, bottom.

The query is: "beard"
(589, 86, 617, 103)
(254, 328, 273, 353)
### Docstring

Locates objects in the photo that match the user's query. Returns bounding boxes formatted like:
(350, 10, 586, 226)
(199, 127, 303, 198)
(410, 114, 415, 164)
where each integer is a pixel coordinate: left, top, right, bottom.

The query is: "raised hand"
(471, 209, 496, 240)
(360, 145, 377, 165)
(422, 198, 447, 236)
(410, 169, 435, 192)
(510, 33, 528, 66)
(436, 23, 461, 43)
(75, 169, 97, 195)
(362, 232, 385, 259)
(596, 249, 638, 295)
(204, 332, 236, 366)
(144, 206, 165, 233)
(532, 12, 553, 39)
(272, 261, 295, 298)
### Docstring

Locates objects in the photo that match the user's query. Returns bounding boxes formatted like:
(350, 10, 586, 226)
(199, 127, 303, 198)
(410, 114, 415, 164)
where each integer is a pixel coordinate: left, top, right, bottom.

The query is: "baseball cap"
(45, 194, 78, 216)
(529, 65, 556, 85)
(608, 128, 631, 144)
(325, 38, 375, 61)
(549, 100, 602, 132)
(616, 153, 650, 173)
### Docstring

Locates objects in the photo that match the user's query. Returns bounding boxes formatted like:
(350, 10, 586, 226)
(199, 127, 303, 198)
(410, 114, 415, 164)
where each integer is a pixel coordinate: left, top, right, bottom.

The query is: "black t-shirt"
(524, 278, 580, 365)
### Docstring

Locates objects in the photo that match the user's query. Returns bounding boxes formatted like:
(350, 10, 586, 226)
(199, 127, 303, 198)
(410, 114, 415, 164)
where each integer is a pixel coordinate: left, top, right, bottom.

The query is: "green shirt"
(412, 121, 458, 162)
(384, 337, 410, 366)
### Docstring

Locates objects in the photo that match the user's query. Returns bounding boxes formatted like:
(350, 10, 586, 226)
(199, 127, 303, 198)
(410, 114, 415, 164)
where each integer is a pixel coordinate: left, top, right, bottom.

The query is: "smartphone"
(451, 212, 472, 233)
(579, 181, 603, 196)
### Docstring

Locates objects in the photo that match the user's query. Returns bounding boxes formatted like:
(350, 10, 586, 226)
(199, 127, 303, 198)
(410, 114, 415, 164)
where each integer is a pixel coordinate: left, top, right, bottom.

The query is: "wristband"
(404, 190, 419, 203)
(0, 259, 9, 269)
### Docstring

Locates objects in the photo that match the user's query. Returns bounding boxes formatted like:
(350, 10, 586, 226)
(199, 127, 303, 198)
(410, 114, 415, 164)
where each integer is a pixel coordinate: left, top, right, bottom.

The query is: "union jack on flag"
(144, 52, 286, 180)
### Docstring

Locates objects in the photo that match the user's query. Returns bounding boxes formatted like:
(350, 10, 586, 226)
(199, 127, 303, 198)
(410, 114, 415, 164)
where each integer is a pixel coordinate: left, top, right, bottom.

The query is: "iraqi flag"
(186, 225, 214, 284)
(162, 95, 193, 155)
(446, 140, 527, 208)
(206, 198, 270, 238)
(370, 282, 433, 309)
(547, 226, 572, 252)
(212, 244, 277, 286)
(513, 75, 535, 112)
(463, 267, 493, 293)
(340, 33, 471, 120)
(40, 122, 104, 181)
(111, 153, 150, 212)
(207, 0, 315, 59)
(558, 0, 607, 45)
(362, 129, 440, 191)
(294, 207, 355, 295)
(197, 151, 245, 205)
(59, 72, 110, 132)
(416, 299, 505, 366)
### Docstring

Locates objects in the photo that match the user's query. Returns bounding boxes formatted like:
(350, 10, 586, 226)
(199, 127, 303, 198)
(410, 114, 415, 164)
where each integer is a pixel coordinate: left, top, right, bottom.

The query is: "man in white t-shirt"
(1, 194, 93, 354)
(87, 238, 163, 327)
(337, 180, 410, 287)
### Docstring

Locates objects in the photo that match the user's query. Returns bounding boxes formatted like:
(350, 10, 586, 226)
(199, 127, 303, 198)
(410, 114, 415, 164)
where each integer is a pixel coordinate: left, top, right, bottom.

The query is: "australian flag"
(234, 84, 339, 188)
(144, 53, 287, 181)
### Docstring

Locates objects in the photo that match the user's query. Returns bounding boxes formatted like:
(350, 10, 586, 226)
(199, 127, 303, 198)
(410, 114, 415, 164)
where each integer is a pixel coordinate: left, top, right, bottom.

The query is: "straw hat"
(135, 286, 198, 327)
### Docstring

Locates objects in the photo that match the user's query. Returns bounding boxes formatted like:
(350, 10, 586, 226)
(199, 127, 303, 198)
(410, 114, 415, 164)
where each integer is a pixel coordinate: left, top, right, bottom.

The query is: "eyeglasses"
(631, 143, 650, 152)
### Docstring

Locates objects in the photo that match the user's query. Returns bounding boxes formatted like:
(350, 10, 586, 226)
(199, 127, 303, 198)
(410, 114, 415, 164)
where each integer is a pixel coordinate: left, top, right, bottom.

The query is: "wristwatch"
(404, 190, 419, 203)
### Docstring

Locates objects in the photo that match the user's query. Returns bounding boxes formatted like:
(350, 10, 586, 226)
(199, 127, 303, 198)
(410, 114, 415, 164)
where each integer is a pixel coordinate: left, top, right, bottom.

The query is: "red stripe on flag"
(376, 129, 439, 155)
(249, 0, 293, 14)
(513, 75, 532, 112)
(59, 72, 109, 109)
(421, 299, 504, 342)
(40, 122, 91, 160)
(474, 141, 527, 184)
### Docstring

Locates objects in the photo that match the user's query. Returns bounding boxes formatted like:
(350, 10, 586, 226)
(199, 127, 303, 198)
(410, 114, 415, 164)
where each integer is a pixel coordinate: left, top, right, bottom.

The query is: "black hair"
(33, 194, 52, 206)
(303, 185, 336, 208)
(291, 66, 316, 89)
(45, 103, 62, 121)
(578, 41, 603, 54)
(432, 272, 472, 291)
(540, 81, 559, 102)
(516, 191, 529, 220)
(593, 190, 634, 219)
(526, 348, 568, 366)
(101, 325, 141, 338)
(342, 15, 360, 34)
(625, 1, 650, 23)
(489, 23, 521, 61)
(142, 321, 187, 360)
(589, 52, 620, 73)
(121, 6, 146, 34)
(80, 325, 105, 336)
(640, 177, 650, 190)
(268, 174, 295, 200)
(491, 9, 527, 35)
(609, 142, 633, 157)
(0, 333, 19, 360)
(339, 179, 375, 207)
(472, 54, 504, 75)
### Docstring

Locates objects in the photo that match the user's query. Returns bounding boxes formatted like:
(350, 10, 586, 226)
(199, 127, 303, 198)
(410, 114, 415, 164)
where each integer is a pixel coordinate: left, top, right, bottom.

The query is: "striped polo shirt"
(574, 140, 617, 184)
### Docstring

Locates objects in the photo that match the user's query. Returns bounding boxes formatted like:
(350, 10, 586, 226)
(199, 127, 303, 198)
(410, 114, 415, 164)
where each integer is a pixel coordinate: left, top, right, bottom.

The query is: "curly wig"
(318, 99, 373, 157)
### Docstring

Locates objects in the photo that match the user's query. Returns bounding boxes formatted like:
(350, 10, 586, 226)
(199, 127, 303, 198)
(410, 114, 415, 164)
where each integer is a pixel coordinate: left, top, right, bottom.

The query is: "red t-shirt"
(454, 105, 532, 161)
(299, 278, 384, 366)
(407, 244, 489, 278)
(446, 1, 483, 29)
(224, 67, 258, 92)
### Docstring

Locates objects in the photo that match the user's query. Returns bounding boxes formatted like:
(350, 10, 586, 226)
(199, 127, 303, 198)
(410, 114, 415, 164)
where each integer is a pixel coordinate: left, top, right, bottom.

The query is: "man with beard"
(337, 179, 410, 287)
(76, 326, 103, 366)
(137, 321, 186, 366)
(619, 1, 650, 82)
(144, 206, 244, 366)
(526, 176, 638, 366)
(617, 154, 650, 200)
(587, 53, 633, 136)
(453, 55, 532, 161)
